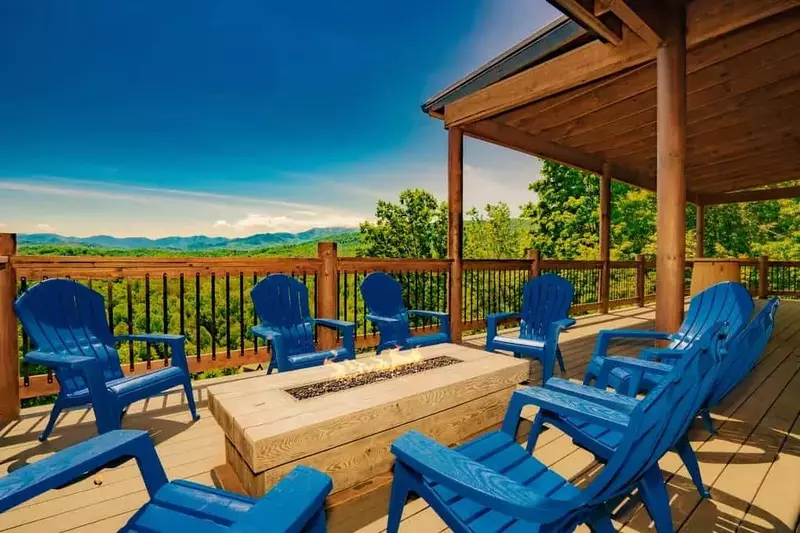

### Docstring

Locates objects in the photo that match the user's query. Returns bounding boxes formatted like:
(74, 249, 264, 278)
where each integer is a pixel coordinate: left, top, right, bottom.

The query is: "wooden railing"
(0, 232, 798, 407)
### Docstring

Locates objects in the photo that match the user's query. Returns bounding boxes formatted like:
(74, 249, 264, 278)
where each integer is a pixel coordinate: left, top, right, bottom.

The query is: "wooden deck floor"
(1, 302, 798, 532)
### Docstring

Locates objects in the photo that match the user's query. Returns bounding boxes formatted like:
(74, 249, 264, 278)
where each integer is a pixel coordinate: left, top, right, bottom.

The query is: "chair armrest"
(593, 328, 674, 359)
(602, 355, 675, 376)
(501, 386, 631, 436)
(640, 348, 684, 363)
(391, 431, 557, 524)
(24, 351, 93, 368)
(0, 430, 168, 513)
(544, 377, 639, 414)
(233, 466, 332, 533)
(314, 318, 355, 331)
(115, 334, 188, 372)
(365, 313, 401, 325)
(408, 310, 448, 320)
(315, 319, 355, 357)
(552, 318, 577, 330)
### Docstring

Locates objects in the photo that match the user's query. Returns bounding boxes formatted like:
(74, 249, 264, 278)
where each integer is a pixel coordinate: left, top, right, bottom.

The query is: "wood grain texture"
(0, 233, 19, 422)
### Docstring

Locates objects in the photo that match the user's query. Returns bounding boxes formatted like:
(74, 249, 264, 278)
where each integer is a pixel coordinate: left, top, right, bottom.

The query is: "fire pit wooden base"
(208, 344, 528, 532)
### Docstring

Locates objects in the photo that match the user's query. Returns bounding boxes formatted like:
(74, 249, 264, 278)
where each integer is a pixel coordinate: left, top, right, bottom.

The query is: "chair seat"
(66, 365, 186, 402)
(423, 431, 579, 532)
(123, 479, 255, 532)
(560, 415, 624, 452)
(489, 336, 545, 353)
(287, 347, 349, 368)
(585, 357, 662, 392)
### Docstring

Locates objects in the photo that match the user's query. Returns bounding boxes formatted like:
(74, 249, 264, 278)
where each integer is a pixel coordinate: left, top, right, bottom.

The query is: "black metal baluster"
(195, 273, 201, 361)
(211, 273, 217, 360)
(253, 272, 259, 353)
(162, 273, 168, 365)
(106, 279, 113, 335)
(226, 273, 231, 359)
(127, 279, 134, 371)
(145, 274, 151, 368)
(179, 273, 185, 337)
(239, 272, 245, 356)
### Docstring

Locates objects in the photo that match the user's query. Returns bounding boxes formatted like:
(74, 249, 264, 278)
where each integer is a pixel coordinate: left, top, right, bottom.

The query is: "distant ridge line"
(18, 227, 358, 251)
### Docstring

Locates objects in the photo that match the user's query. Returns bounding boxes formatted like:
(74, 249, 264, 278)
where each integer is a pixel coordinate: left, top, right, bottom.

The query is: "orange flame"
(326, 347, 424, 380)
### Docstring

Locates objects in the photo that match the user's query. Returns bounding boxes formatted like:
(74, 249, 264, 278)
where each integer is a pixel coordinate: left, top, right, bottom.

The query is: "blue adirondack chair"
(582, 281, 753, 394)
(251, 274, 355, 374)
(386, 322, 722, 533)
(538, 300, 777, 503)
(360, 271, 450, 354)
(0, 429, 332, 532)
(531, 323, 727, 505)
(15, 279, 199, 441)
(485, 274, 575, 384)
(697, 297, 779, 432)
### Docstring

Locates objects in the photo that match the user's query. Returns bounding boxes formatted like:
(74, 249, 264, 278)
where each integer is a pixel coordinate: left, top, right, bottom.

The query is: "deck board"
(0, 302, 798, 532)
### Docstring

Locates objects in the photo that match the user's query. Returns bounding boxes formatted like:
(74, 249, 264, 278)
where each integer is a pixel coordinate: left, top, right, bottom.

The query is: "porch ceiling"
(429, 2, 800, 201)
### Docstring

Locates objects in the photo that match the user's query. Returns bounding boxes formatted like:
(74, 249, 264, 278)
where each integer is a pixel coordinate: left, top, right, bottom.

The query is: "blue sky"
(0, 0, 560, 237)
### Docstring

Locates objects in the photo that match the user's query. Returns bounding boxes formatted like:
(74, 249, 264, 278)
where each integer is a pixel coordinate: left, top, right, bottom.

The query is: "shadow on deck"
(1, 303, 798, 532)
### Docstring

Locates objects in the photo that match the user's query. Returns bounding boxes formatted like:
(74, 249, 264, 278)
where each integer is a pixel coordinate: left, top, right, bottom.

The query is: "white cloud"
(212, 212, 363, 233)
(35, 223, 56, 232)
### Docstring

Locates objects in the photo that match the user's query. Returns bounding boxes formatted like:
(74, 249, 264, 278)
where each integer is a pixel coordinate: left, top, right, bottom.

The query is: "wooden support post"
(636, 254, 646, 307)
(0, 233, 19, 423)
(527, 249, 541, 279)
(599, 163, 612, 314)
(655, 2, 687, 334)
(316, 242, 338, 350)
(695, 203, 705, 258)
(448, 127, 464, 342)
(758, 255, 769, 299)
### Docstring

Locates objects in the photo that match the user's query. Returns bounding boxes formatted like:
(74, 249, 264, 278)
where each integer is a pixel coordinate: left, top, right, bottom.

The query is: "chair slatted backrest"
(671, 282, 753, 350)
(360, 272, 411, 342)
(519, 274, 573, 341)
(708, 298, 779, 408)
(251, 274, 315, 356)
(580, 323, 723, 507)
(14, 279, 123, 395)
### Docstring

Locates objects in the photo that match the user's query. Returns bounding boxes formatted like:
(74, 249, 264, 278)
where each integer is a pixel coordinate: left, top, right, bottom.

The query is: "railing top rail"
(463, 259, 530, 270)
(541, 259, 604, 269)
(12, 255, 322, 279)
(337, 257, 451, 273)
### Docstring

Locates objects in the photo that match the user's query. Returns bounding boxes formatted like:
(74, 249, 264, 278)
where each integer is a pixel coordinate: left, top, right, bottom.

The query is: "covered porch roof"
(424, 0, 800, 204)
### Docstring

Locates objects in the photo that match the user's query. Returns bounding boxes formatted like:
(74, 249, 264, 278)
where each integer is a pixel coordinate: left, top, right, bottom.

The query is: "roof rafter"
(699, 185, 800, 204)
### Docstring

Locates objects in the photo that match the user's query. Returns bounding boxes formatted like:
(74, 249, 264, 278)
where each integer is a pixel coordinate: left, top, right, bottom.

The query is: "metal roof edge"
(421, 16, 588, 116)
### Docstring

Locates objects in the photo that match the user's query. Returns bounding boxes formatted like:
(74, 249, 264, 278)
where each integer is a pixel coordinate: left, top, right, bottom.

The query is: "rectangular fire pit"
(208, 344, 527, 532)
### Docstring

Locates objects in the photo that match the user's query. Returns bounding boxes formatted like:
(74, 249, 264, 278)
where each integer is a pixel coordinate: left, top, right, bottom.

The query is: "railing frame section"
(0, 232, 797, 411)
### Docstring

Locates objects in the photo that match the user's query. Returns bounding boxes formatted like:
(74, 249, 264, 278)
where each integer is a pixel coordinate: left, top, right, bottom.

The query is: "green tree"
(465, 202, 529, 259)
(358, 189, 448, 258)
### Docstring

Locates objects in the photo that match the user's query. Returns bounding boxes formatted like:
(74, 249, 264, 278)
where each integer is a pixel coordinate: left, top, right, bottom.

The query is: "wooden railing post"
(758, 255, 769, 299)
(0, 233, 19, 423)
(527, 249, 541, 279)
(599, 163, 611, 314)
(636, 254, 646, 307)
(448, 127, 464, 342)
(316, 242, 338, 350)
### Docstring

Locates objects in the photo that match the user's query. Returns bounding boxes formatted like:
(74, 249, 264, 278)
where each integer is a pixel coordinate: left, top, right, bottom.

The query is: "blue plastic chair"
(539, 300, 777, 506)
(15, 279, 199, 441)
(387, 323, 721, 533)
(485, 274, 575, 384)
(360, 272, 450, 354)
(251, 274, 355, 374)
(0, 430, 332, 532)
(582, 281, 753, 394)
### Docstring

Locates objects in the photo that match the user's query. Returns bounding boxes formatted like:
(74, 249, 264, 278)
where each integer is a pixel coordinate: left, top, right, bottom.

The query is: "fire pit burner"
(285, 355, 461, 400)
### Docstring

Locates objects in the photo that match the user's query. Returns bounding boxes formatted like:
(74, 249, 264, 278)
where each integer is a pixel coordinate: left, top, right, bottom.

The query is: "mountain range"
(19, 227, 358, 251)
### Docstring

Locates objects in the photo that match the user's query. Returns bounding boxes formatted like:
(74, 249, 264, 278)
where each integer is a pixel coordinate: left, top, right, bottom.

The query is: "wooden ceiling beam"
(557, 44, 800, 149)
(503, 13, 800, 137)
(688, 149, 800, 182)
(460, 120, 656, 191)
(548, 0, 623, 45)
(577, 91, 800, 156)
(444, 0, 798, 127)
(595, 0, 664, 48)
(691, 161, 800, 191)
